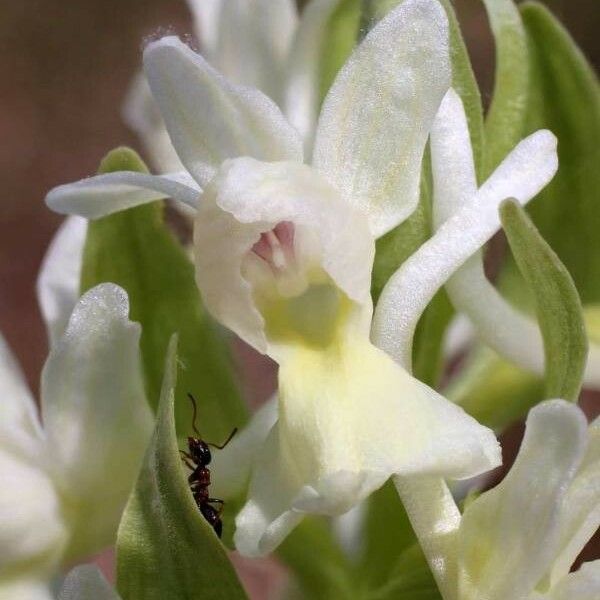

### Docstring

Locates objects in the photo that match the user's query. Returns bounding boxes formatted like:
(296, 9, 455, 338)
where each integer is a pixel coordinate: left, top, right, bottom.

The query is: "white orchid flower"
(59, 565, 120, 600)
(456, 399, 600, 600)
(45, 0, 560, 557)
(0, 264, 152, 597)
(124, 0, 341, 172)
(430, 87, 600, 389)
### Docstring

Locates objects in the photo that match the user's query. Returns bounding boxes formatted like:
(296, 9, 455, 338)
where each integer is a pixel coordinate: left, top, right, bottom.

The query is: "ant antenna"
(208, 428, 238, 450)
(187, 393, 201, 436)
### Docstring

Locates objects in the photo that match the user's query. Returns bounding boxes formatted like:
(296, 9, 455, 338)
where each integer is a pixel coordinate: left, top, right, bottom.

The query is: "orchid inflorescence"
(1, 0, 598, 599)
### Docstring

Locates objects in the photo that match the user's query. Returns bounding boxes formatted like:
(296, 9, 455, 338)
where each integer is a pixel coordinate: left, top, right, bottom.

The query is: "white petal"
(143, 37, 303, 187)
(234, 424, 305, 557)
(0, 333, 43, 459)
(193, 157, 374, 354)
(0, 444, 66, 580)
(431, 88, 600, 388)
(187, 0, 223, 58)
(0, 580, 56, 600)
(122, 73, 184, 173)
(457, 400, 588, 600)
(237, 332, 500, 556)
(546, 416, 600, 586)
(546, 561, 600, 600)
(312, 0, 450, 237)
(46, 171, 201, 219)
(41, 283, 153, 560)
(37, 216, 87, 347)
(284, 0, 342, 152)
(215, 0, 297, 104)
(59, 565, 121, 600)
(210, 395, 278, 499)
(372, 128, 558, 370)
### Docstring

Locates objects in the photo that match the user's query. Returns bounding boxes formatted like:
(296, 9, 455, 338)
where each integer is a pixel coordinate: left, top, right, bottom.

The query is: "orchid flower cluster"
(2, 0, 599, 598)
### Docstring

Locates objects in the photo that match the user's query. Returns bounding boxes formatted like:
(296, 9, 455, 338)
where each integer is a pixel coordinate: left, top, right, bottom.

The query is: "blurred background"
(0, 0, 598, 593)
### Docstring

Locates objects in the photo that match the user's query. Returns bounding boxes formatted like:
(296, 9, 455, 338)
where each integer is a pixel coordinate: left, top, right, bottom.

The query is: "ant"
(180, 393, 237, 538)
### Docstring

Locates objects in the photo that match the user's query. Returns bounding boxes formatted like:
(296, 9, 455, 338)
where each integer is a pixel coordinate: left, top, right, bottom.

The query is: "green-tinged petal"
(46, 169, 201, 219)
(116, 337, 247, 600)
(458, 400, 588, 600)
(545, 417, 600, 586)
(215, 0, 297, 104)
(373, 116, 557, 370)
(482, 0, 529, 176)
(81, 147, 246, 443)
(0, 580, 55, 600)
(312, 0, 450, 237)
(286, 0, 360, 152)
(41, 283, 153, 561)
(143, 37, 303, 186)
(37, 216, 87, 346)
(500, 200, 588, 401)
(544, 561, 600, 600)
(236, 332, 499, 556)
(59, 565, 121, 600)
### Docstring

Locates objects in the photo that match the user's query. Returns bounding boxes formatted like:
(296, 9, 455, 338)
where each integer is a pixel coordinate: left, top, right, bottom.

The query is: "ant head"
(188, 437, 212, 466)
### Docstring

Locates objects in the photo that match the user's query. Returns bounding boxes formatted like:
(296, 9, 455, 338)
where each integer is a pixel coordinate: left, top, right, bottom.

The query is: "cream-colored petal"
(312, 0, 450, 237)
(46, 171, 200, 219)
(37, 216, 87, 347)
(187, 0, 223, 58)
(237, 331, 500, 556)
(210, 395, 278, 499)
(194, 157, 374, 354)
(372, 128, 557, 371)
(545, 416, 600, 586)
(215, 0, 297, 104)
(284, 0, 343, 152)
(41, 284, 153, 561)
(59, 565, 121, 600)
(544, 561, 600, 600)
(0, 444, 67, 583)
(143, 37, 303, 187)
(457, 400, 588, 600)
(0, 333, 43, 460)
(234, 424, 304, 557)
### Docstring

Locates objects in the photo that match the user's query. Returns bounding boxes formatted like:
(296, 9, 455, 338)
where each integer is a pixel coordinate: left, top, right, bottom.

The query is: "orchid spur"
(0, 244, 152, 600)
(46, 0, 558, 560)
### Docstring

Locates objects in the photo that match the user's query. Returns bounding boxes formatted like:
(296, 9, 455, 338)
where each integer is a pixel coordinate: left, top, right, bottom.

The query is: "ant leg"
(180, 454, 195, 471)
(180, 449, 194, 461)
(208, 428, 238, 450)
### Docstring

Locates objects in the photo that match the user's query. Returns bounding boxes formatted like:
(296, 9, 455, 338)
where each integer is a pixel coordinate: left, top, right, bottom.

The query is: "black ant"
(180, 393, 237, 538)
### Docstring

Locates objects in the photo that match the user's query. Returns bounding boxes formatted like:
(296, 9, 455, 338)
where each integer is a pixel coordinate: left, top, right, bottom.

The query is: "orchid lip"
(251, 221, 296, 273)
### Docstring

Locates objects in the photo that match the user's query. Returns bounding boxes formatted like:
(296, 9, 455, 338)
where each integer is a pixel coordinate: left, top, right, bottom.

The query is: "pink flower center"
(251, 221, 296, 272)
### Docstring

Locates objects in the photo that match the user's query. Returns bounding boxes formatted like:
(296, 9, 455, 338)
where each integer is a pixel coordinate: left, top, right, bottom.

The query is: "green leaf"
(364, 544, 441, 600)
(116, 336, 248, 600)
(500, 200, 588, 401)
(481, 0, 529, 177)
(517, 2, 600, 305)
(81, 147, 247, 443)
(278, 518, 356, 600)
(446, 346, 544, 431)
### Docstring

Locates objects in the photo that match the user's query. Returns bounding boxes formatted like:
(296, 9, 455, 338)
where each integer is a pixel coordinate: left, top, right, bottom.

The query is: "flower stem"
(393, 475, 460, 600)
